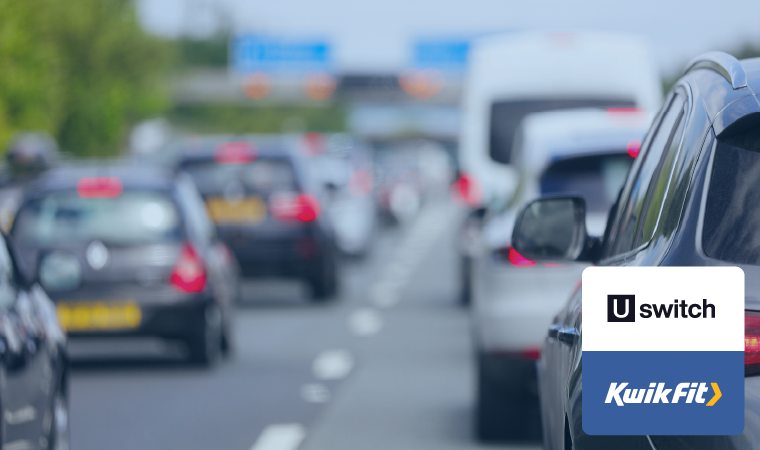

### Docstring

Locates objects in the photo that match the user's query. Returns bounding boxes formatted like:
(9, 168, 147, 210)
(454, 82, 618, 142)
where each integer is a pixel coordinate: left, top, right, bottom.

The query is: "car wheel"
(459, 255, 472, 306)
(475, 354, 540, 442)
(187, 304, 223, 367)
(309, 254, 339, 302)
(47, 388, 70, 450)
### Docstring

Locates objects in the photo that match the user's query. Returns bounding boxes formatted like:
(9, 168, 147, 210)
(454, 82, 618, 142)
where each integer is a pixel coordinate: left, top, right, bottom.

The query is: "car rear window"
(540, 153, 633, 213)
(704, 126, 760, 265)
(181, 158, 298, 196)
(12, 191, 182, 245)
(489, 98, 637, 165)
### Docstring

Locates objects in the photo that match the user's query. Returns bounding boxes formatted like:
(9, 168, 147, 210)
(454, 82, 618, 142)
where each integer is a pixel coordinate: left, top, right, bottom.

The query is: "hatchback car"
(0, 231, 69, 450)
(511, 52, 760, 449)
(176, 136, 339, 301)
(470, 109, 648, 441)
(10, 164, 238, 366)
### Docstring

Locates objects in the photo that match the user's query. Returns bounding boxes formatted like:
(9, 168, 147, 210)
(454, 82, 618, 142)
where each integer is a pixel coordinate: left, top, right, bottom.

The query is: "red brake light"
(508, 247, 536, 267)
(745, 312, 760, 374)
(627, 140, 642, 158)
(270, 193, 320, 222)
(520, 348, 541, 360)
(451, 173, 482, 206)
(76, 177, 123, 198)
(170, 243, 207, 293)
(214, 142, 256, 164)
(302, 133, 326, 156)
(348, 169, 373, 196)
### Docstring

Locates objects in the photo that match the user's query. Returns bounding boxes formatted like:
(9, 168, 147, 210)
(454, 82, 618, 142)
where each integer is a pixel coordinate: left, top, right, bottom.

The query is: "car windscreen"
(489, 99, 637, 165)
(704, 128, 760, 265)
(11, 191, 183, 245)
(181, 158, 298, 196)
(540, 153, 633, 214)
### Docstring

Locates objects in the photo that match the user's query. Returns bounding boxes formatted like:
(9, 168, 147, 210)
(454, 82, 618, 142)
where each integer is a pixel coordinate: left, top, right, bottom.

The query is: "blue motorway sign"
(231, 35, 332, 74)
(412, 39, 470, 71)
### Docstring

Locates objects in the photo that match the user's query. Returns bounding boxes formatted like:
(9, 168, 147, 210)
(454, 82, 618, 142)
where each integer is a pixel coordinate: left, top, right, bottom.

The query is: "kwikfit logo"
(607, 295, 716, 322)
(605, 382, 722, 406)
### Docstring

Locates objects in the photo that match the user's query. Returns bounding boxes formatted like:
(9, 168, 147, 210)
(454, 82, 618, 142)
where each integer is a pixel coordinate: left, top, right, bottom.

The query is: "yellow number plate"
(206, 197, 266, 224)
(56, 302, 141, 331)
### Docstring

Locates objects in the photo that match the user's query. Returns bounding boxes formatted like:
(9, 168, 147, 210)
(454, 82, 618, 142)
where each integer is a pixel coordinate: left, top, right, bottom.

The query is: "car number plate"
(56, 301, 142, 331)
(206, 197, 266, 224)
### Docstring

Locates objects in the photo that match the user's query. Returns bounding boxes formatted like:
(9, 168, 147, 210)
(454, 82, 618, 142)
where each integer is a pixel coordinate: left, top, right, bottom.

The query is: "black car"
(0, 230, 69, 450)
(176, 137, 339, 301)
(511, 51, 760, 449)
(9, 164, 238, 366)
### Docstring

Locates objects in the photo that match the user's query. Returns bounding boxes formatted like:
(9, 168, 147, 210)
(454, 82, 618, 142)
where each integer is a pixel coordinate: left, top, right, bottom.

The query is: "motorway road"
(67, 202, 542, 450)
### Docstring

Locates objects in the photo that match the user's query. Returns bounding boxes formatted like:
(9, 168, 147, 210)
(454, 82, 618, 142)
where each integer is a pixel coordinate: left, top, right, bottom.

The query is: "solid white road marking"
(348, 308, 383, 336)
(312, 350, 354, 380)
(250, 424, 305, 450)
(300, 383, 331, 403)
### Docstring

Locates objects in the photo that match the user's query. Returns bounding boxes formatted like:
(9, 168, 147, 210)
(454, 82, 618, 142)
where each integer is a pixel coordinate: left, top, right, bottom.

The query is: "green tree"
(0, 0, 172, 157)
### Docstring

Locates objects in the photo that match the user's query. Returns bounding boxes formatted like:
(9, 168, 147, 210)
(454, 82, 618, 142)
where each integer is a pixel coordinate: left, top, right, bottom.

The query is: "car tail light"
(270, 193, 320, 222)
(520, 348, 541, 360)
(450, 173, 482, 206)
(627, 140, 642, 158)
(77, 177, 123, 198)
(214, 142, 256, 164)
(745, 312, 760, 375)
(508, 247, 536, 267)
(492, 246, 538, 267)
(348, 169, 373, 196)
(170, 243, 206, 293)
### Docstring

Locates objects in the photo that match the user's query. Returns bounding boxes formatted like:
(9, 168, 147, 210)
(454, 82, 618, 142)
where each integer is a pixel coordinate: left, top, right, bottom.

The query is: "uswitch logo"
(607, 295, 716, 322)
(605, 382, 722, 406)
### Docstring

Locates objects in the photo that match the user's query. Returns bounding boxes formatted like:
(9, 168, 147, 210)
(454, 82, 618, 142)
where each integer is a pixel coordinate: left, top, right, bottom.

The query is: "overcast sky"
(137, 0, 760, 76)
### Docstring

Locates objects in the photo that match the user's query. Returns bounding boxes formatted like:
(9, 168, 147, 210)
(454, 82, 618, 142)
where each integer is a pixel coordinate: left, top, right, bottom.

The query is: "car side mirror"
(512, 196, 598, 262)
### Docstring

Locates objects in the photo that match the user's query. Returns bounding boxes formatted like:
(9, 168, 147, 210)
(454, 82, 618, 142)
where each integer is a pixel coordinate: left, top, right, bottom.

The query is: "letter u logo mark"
(613, 299, 629, 318)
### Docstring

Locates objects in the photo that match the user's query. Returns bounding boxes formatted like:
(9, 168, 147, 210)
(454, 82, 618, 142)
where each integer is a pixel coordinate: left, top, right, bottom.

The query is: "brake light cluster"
(77, 177, 123, 198)
(745, 312, 760, 375)
(627, 140, 642, 158)
(270, 193, 320, 222)
(214, 142, 256, 164)
(170, 243, 207, 293)
(450, 173, 482, 206)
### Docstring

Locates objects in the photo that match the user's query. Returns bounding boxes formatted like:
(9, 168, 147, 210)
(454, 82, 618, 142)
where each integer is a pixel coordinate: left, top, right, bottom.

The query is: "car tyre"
(309, 254, 339, 302)
(476, 354, 540, 442)
(47, 386, 70, 450)
(459, 255, 472, 306)
(187, 304, 223, 367)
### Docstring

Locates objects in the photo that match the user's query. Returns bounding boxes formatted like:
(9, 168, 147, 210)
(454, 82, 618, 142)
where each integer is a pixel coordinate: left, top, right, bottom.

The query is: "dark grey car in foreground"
(10, 164, 239, 366)
(512, 52, 760, 449)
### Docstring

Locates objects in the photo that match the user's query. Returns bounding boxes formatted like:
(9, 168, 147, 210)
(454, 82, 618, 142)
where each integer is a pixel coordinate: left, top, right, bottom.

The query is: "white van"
(457, 30, 662, 207)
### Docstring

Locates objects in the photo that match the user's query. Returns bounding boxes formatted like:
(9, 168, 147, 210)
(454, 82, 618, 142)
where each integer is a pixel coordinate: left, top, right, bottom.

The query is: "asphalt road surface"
(68, 202, 542, 450)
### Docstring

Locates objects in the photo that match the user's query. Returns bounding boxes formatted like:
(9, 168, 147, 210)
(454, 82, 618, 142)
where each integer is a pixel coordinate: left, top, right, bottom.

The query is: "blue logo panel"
(584, 351, 744, 435)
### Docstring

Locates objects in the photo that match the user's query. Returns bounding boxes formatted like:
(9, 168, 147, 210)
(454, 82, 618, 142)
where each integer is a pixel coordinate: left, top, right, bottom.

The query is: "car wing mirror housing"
(511, 196, 600, 263)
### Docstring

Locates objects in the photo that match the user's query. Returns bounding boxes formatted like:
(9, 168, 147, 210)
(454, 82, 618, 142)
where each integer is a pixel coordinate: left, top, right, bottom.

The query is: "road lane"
(69, 202, 541, 450)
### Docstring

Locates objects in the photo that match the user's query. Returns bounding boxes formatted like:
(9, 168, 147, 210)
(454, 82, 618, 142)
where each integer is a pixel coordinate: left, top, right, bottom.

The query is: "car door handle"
(548, 324, 563, 339)
(557, 327, 579, 346)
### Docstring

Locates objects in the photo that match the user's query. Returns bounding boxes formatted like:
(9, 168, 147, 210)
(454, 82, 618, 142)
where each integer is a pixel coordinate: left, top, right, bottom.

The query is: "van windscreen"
(489, 99, 636, 165)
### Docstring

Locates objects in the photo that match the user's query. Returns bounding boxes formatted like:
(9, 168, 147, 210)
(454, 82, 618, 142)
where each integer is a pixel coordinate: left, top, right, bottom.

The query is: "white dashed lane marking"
(312, 350, 354, 380)
(348, 308, 384, 336)
(250, 424, 305, 450)
(368, 203, 450, 309)
(300, 383, 331, 403)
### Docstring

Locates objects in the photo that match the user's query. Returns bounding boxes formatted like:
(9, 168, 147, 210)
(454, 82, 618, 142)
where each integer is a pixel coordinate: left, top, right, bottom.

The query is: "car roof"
(24, 162, 176, 197)
(685, 55, 760, 131)
(174, 134, 297, 164)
